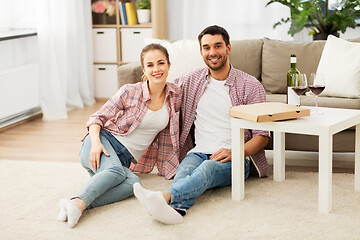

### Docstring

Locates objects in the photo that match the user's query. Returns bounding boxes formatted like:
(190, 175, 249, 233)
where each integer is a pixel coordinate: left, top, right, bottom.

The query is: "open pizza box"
(230, 102, 310, 122)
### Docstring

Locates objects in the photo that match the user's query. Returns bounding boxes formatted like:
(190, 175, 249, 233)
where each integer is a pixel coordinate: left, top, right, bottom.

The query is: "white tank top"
(113, 104, 169, 161)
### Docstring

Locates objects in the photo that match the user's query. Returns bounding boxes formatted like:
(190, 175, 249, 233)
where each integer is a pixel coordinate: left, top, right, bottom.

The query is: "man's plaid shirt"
(175, 66, 270, 177)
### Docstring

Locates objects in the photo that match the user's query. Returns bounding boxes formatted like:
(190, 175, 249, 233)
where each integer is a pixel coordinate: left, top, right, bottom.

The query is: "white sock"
(57, 199, 68, 222)
(66, 200, 82, 228)
(133, 182, 154, 214)
(144, 192, 183, 225)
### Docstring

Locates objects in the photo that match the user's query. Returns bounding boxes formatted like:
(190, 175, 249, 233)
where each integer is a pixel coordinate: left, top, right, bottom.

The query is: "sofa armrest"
(117, 61, 143, 88)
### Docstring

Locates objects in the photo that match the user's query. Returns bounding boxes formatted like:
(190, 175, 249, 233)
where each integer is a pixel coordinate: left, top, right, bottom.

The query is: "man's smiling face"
(200, 34, 230, 71)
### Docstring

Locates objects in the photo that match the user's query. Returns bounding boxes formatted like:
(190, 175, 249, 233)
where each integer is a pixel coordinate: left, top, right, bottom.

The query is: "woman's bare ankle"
(162, 191, 171, 204)
(70, 197, 86, 212)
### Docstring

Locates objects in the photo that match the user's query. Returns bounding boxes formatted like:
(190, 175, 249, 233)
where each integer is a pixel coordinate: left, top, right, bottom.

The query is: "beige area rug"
(1, 160, 360, 240)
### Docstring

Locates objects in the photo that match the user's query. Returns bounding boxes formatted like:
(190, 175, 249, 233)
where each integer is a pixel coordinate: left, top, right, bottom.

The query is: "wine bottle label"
(287, 87, 300, 105)
(290, 57, 296, 63)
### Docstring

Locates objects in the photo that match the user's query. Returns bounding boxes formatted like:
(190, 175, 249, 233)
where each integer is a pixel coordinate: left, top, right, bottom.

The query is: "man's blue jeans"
(169, 152, 250, 213)
(77, 130, 140, 209)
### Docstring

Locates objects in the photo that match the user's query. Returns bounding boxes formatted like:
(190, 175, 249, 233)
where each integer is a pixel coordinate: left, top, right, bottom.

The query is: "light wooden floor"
(0, 101, 353, 173)
(0, 101, 105, 162)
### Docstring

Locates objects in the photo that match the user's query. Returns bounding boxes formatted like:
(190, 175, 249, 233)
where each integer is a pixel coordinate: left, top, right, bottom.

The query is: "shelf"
(94, 61, 130, 66)
(93, 24, 117, 28)
(120, 23, 152, 28)
(94, 62, 119, 65)
(93, 23, 152, 28)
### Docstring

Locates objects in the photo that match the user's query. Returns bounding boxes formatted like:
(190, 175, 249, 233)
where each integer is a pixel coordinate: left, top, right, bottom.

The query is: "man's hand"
(210, 148, 231, 163)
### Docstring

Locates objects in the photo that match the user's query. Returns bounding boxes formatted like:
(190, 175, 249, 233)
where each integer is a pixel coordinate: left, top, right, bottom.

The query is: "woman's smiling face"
(142, 49, 170, 84)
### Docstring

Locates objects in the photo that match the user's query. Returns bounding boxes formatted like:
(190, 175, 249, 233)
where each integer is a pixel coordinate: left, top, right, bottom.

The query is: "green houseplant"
(266, 0, 360, 40)
(136, 0, 151, 23)
(136, 0, 151, 10)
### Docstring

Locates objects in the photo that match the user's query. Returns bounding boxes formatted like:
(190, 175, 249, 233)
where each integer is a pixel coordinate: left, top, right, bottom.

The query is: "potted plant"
(136, 0, 151, 23)
(266, 0, 360, 40)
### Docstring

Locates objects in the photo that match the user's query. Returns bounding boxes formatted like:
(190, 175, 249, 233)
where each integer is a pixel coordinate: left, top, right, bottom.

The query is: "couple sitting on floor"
(57, 25, 269, 228)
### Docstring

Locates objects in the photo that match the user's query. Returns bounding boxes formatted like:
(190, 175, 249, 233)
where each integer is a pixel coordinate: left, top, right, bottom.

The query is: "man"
(133, 25, 269, 224)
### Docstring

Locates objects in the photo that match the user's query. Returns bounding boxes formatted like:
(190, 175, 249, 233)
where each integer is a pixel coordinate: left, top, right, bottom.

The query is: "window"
(0, 0, 37, 32)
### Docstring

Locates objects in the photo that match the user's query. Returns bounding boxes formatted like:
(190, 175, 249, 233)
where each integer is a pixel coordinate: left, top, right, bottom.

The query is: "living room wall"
(166, 0, 291, 41)
(166, 0, 360, 41)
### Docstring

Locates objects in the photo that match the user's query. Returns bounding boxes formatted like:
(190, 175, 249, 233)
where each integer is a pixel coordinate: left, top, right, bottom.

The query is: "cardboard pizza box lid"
(230, 102, 310, 122)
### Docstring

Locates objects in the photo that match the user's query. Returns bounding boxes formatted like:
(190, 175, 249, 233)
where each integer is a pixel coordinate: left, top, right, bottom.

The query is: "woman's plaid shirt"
(86, 81, 181, 180)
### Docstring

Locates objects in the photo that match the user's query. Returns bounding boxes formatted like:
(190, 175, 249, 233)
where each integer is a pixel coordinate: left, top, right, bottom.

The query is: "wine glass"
(291, 73, 308, 106)
(309, 73, 325, 114)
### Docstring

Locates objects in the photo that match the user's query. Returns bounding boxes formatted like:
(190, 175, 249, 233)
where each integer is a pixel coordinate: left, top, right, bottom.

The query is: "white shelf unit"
(91, 0, 167, 99)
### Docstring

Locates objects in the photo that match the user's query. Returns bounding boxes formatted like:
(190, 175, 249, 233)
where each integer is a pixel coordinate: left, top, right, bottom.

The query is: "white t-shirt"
(113, 104, 169, 161)
(190, 76, 232, 154)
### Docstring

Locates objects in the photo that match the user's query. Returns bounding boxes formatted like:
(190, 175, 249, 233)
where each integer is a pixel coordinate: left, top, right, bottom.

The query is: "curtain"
(37, 0, 95, 120)
(167, 0, 291, 41)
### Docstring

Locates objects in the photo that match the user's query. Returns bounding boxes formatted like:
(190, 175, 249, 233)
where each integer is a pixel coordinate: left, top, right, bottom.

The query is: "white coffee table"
(231, 106, 360, 213)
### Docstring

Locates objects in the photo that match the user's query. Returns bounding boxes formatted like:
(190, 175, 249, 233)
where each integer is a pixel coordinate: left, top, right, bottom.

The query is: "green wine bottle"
(287, 54, 300, 105)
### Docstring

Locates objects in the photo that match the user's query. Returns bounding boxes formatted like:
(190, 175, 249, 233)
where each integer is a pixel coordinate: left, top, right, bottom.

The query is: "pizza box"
(230, 102, 310, 122)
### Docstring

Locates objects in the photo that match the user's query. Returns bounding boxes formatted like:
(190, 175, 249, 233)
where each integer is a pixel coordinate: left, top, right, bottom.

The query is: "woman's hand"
(89, 141, 110, 171)
(88, 124, 110, 171)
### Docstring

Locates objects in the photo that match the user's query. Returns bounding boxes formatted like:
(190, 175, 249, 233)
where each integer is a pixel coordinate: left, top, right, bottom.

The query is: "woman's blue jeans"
(77, 130, 140, 209)
(168, 152, 250, 213)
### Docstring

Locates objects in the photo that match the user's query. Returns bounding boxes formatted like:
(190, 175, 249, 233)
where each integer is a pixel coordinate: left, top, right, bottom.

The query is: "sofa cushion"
(266, 94, 360, 110)
(117, 61, 142, 87)
(261, 38, 326, 94)
(350, 38, 360, 43)
(229, 39, 263, 81)
(316, 35, 360, 98)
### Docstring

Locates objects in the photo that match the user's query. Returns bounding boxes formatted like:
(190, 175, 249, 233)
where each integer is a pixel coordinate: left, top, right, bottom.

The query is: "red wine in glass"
(309, 85, 325, 96)
(291, 86, 307, 96)
(309, 73, 325, 114)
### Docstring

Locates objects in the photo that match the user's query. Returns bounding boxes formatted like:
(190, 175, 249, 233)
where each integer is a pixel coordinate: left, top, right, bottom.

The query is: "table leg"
(318, 134, 333, 213)
(355, 124, 360, 191)
(232, 127, 244, 201)
(273, 131, 285, 182)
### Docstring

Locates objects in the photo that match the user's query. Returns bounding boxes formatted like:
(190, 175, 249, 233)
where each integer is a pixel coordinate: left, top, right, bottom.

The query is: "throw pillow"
(229, 39, 263, 81)
(144, 38, 205, 82)
(261, 38, 326, 94)
(316, 35, 360, 98)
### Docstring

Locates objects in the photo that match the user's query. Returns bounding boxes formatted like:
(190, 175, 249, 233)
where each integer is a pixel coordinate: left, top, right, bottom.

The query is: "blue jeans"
(169, 152, 250, 213)
(77, 130, 140, 209)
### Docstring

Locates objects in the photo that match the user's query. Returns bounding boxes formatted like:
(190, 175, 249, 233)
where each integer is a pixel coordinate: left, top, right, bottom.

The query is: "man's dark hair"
(197, 25, 230, 46)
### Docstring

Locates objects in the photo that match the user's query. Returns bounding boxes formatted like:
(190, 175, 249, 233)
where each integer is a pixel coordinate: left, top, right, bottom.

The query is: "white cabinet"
(92, 28, 117, 62)
(121, 28, 152, 62)
(92, 28, 118, 98)
(94, 64, 119, 99)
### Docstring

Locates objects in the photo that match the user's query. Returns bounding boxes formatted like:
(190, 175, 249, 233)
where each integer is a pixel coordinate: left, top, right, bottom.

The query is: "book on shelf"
(125, 2, 138, 25)
(119, 2, 128, 25)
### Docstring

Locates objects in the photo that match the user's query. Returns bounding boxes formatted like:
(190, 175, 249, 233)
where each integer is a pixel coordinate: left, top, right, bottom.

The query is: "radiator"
(0, 64, 41, 128)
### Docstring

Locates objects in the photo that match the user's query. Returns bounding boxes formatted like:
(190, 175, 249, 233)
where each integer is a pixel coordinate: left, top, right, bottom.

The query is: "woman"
(57, 43, 181, 228)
